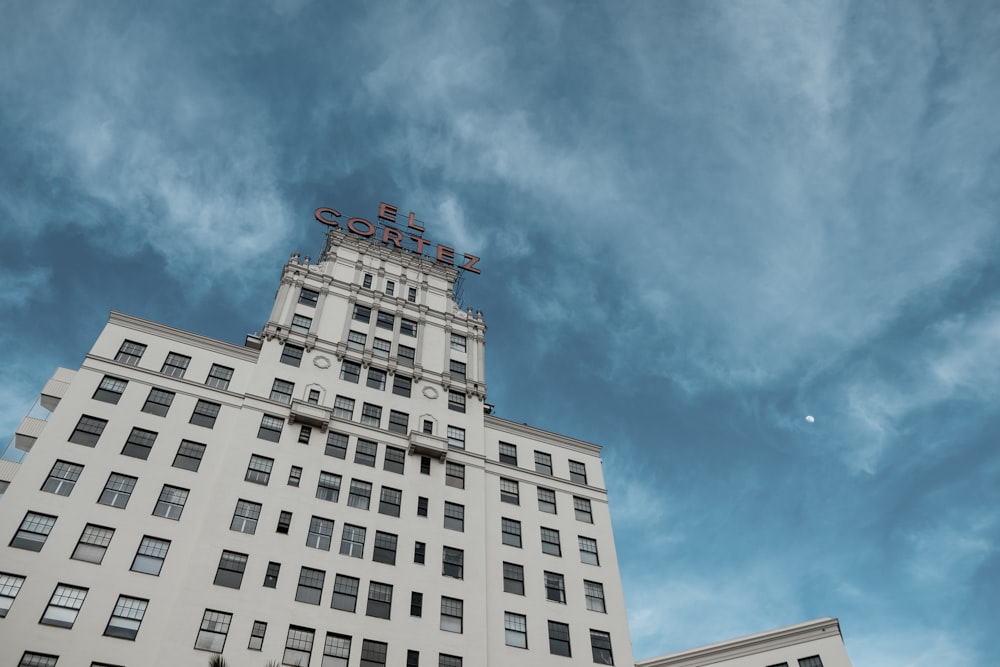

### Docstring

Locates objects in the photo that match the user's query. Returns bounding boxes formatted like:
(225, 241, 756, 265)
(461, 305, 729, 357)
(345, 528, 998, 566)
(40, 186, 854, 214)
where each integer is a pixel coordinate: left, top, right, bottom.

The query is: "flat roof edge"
(108, 311, 260, 361)
(484, 414, 603, 455)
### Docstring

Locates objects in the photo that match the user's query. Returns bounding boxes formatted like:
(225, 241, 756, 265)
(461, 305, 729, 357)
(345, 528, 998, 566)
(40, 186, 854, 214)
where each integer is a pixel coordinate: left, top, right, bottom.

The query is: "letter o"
(347, 217, 376, 237)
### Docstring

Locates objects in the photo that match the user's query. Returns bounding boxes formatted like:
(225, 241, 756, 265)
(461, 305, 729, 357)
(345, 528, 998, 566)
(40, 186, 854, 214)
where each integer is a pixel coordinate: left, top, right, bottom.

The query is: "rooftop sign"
(315, 202, 481, 274)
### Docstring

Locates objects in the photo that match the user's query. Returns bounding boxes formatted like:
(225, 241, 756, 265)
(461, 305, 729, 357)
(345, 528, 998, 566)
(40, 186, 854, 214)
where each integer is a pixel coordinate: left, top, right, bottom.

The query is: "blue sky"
(1, 1, 998, 664)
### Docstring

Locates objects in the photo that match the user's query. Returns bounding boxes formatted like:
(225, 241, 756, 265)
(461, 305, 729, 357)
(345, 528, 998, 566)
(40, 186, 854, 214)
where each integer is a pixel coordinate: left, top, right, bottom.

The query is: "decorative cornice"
(108, 312, 260, 361)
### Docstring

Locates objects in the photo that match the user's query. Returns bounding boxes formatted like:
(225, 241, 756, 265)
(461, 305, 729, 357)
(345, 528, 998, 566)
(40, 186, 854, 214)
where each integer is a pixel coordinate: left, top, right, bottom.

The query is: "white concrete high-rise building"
(0, 221, 634, 667)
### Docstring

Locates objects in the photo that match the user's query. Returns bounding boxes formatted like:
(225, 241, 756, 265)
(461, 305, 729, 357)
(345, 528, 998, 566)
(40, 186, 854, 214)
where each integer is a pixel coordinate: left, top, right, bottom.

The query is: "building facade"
(636, 618, 852, 667)
(0, 227, 634, 667)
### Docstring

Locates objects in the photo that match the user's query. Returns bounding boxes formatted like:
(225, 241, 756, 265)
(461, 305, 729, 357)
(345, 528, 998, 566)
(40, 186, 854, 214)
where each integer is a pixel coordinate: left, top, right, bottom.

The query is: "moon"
(805, 415, 815, 423)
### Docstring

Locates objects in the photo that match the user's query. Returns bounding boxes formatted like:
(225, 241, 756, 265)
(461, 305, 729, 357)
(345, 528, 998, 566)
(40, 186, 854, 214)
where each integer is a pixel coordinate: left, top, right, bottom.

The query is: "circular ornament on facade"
(422, 386, 439, 399)
(313, 355, 331, 369)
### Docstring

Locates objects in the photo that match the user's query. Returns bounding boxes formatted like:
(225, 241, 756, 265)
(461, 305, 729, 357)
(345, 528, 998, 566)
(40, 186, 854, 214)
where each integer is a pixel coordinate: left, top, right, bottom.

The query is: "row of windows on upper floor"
(497, 442, 590, 485)
(113, 340, 235, 387)
(298, 286, 470, 353)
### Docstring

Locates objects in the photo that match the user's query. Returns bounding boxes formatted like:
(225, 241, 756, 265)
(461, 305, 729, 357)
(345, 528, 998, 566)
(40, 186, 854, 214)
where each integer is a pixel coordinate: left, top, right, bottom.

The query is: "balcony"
(40, 367, 76, 412)
(407, 431, 449, 460)
(0, 459, 21, 494)
(289, 399, 330, 430)
(15, 416, 47, 452)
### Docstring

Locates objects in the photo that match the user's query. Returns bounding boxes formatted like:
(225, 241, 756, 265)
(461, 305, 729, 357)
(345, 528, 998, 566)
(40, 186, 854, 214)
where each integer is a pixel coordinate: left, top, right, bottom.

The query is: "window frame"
(41, 460, 83, 496)
(40, 583, 88, 628)
(213, 550, 248, 589)
(69, 415, 108, 446)
(152, 485, 188, 520)
(173, 439, 206, 472)
(190, 400, 221, 428)
(11, 511, 56, 551)
(71, 523, 114, 564)
(131, 536, 170, 576)
(104, 595, 148, 641)
(160, 352, 191, 378)
(98, 473, 137, 508)
(93, 375, 127, 404)
(206, 364, 234, 390)
(115, 340, 146, 366)
(281, 343, 304, 367)
(503, 562, 525, 595)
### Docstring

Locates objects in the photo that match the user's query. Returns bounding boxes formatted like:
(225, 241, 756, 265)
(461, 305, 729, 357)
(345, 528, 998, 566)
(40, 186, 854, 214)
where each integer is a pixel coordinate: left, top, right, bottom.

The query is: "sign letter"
(381, 226, 404, 249)
(314, 208, 342, 227)
(347, 217, 376, 237)
(461, 254, 481, 274)
(378, 202, 398, 224)
(407, 211, 425, 233)
(436, 244, 455, 266)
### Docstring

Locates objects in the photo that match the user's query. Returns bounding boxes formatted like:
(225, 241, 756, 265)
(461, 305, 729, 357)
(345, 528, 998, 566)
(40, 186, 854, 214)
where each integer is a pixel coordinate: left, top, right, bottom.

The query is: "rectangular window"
(584, 580, 606, 612)
(444, 502, 464, 532)
(264, 562, 281, 588)
(397, 345, 415, 366)
(331, 574, 360, 612)
(206, 364, 234, 389)
(340, 360, 361, 384)
(449, 360, 466, 380)
(323, 633, 351, 666)
(347, 480, 372, 509)
(190, 400, 220, 428)
(579, 536, 600, 565)
(19, 653, 58, 667)
(408, 287, 417, 302)
(535, 451, 553, 475)
(410, 591, 423, 617)
(541, 528, 562, 556)
(94, 375, 127, 404)
(569, 460, 588, 484)
(442, 547, 464, 579)
(384, 446, 405, 474)
(115, 340, 146, 365)
(544, 571, 566, 603)
(388, 410, 408, 434)
(446, 426, 465, 449)
(308, 389, 320, 403)
(284, 626, 315, 666)
(249, 621, 267, 651)
(439, 655, 462, 667)
(347, 330, 366, 350)
(99, 473, 137, 508)
(538, 488, 557, 514)
(306, 516, 334, 550)
(505, 612, 528, 648)
(299, 288, 319, 307)
(379, 487, 401, 517)
(400, 318, 417, 337)
(131, 536, 170, 576)
(360, 403, 382, 427)
(376, 311, 394, 330)
(173, 440, 206, 472)
(417, 496, 428, 516)
(153, 485, 188, 520)
(501, 518, 522, 547)
(353, 304, 371, 322)
(363, 273, 373, 288)
(214, 550, 248, 589)
(258, 414, 284, 442)
(246, 454, 274, 485)
(574, 497, 594, 523)
(194, 609, 233, 652)
(450, 334, 466, 352)
(104, 595, 147, 640)
(270, 379, 295, 404)
(298, 426, 312, 444)
(289, 466, 302, 486)
(340, 524, 366, 558)
(42, 460, 83, 496)
(355, 439, 377, 466)
(281, 343, 304, 367)
(447, 390, 466, 413)
(798, 656, 824, 667)
(121, 427, 157, 460)
(503, 562, 524, 595)
(316, 472, 341, 502)
(500, 478, 519, 504)
(414, 541, 426, 564)
(591, 630, 614, 664)
(421, 453, 431, 470)
(0, 573, 26, 617)
(373, 531, 398, 564)
(446, 462, 465, 489)
(333, 396, 355, 420)
(161, 352, 191, 378)
(11, 512, 55, 551)
(371, 337, 391, 358)
(440, 597, 463, 633)
(392, 374, 411, 397)
(360, 640, 388, 667)
(296, 567, 325, 605)
(41, 584, 88, 628)
(291, 314, 312, 333)
(499, 442, 517, 465)
(367, 367, 387, 390)
(548, 621, 571, 657)
(277, 511, 292, 534)
(325, 431, 348, 458)
(230, 499, 262, 534)
(72, 524, 114, 564)
(69, 415, 107, 447)
(140, 388, 175, 417)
